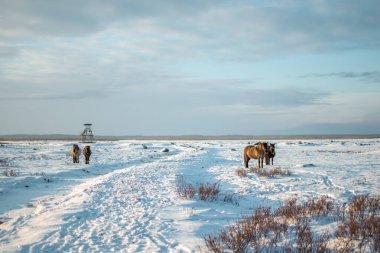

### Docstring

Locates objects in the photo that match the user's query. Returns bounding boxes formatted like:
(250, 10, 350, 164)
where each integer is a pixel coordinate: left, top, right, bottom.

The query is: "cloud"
(0, 44, 20, 58)
(287, 121, 380, 135)
(0, 90, 108, 101)
(169, 85, 332, 116)
(0, 0, 211, 39)
(299, 71, 380, 83)
(1, 0, 379, 58)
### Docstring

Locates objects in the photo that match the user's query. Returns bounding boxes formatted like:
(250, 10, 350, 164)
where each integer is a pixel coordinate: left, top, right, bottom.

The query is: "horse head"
(268, 143, 275, 156)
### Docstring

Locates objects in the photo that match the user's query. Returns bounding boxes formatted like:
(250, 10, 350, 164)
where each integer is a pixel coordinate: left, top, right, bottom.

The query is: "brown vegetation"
(205, 194, 380, 252)
(198, 182, 220, 201)
(250, 166, 292, 177)
(3, 169, 17, 177)
(175, 176, 238, 205)
(235, 168, 248, 178)
(175, 175, 196, 199)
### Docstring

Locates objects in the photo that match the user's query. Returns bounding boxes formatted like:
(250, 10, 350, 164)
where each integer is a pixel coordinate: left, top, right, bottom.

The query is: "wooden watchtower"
(81, 123, 94, 143)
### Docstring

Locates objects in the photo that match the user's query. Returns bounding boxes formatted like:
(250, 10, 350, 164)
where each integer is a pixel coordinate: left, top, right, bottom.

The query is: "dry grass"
(175, 175, 220, 201)
(223, 193, 240, 206)
(0, 158, 8, 167)
(175, 175, 196, 199)
(205, 194, 380, 252)
(198, 182, 220, 201)
(1, 158, 17, 177)
(335, 194, 380, 252)
(235, 168, 248, 177)
(176, 176, 239, 205)
(250, 166, 292, 177)
(3, 169, 17, 177)
(275, 195, 335, 221)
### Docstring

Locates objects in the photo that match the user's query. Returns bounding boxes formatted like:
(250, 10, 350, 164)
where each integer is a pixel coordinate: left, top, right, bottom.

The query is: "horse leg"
(244, 154, 249, 168)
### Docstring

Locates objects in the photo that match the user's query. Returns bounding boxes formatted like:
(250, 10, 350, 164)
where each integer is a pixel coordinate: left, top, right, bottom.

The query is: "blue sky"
(1, 0, 379, 136)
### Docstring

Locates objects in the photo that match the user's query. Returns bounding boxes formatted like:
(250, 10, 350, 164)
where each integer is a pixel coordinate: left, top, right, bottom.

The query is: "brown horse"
(70, 144, 80, 163)
(265, 143, 276, 165)
(244, 142, 268, 168)
(83, 146, 91, 164)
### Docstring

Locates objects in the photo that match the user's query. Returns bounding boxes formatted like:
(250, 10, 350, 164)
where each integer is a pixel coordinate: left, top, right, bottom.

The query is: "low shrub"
(175, 175, 196, 199)
(235, 168, 248, 177)
(223, 193, 240, 206)
(175, 176, 238, 205)
(3, 169, 17, 177)
(205, 194, 380, 252)
(198, 182, 220, 201)
(250, 166, 292, 177)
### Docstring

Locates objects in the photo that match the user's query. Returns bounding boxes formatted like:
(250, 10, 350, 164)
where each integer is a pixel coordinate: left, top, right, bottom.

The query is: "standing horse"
(244, 142, 268, 168)
(266, 143, 276, 165)
(83, 146, 91, 164)
(70, 144, 80, 163)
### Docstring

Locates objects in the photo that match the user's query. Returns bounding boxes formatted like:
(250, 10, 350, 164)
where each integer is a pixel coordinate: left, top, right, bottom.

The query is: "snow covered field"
(0, 139, 379, 252)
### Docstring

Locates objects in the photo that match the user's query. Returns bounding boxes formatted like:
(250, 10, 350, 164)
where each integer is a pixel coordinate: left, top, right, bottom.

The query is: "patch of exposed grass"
(205, 194, 380, 252)
(335, 194, 380, 252)
(3, 168, 17, 177)
(235, 168, 248, 178)
(176, 176, 238, 205)
(223, 193, 240, 206)
(198, 182, 220, 201)
(175, 175, 196, 199)
(250, 166, 292, 177)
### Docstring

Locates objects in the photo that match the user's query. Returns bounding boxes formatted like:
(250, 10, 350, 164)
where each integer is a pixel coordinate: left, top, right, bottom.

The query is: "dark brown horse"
(244, 142, 268, 168)
(83, 146, 91, 164)
(265, 143, 276, 165)
(70, 144, 80, 163)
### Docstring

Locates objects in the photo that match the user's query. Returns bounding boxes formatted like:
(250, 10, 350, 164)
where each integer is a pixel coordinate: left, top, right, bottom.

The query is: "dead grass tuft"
(176, 176, 236, 204)
(3, 168, 17, 177)
(250, 166, 292, 177)
(335, 194, 380, 252)
(223, 193, 240, 206)
(175, 175, 196, 199)
(198, 182, 220, 201)
(235, 168, 248, 177)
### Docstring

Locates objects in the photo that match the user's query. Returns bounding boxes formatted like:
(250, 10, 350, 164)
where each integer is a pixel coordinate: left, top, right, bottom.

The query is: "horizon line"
(1, 133, 380, 141)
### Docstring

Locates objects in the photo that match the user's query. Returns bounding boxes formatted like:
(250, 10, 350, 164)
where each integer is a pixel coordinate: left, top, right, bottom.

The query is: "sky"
(1, 0, 379, 136)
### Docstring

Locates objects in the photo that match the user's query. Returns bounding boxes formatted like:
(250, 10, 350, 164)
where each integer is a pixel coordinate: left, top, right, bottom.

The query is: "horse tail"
(244, 153, 249, 168)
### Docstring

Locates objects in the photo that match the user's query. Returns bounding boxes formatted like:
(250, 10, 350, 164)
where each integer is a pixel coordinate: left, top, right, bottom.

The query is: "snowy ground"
(0, 139, 379, 252)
